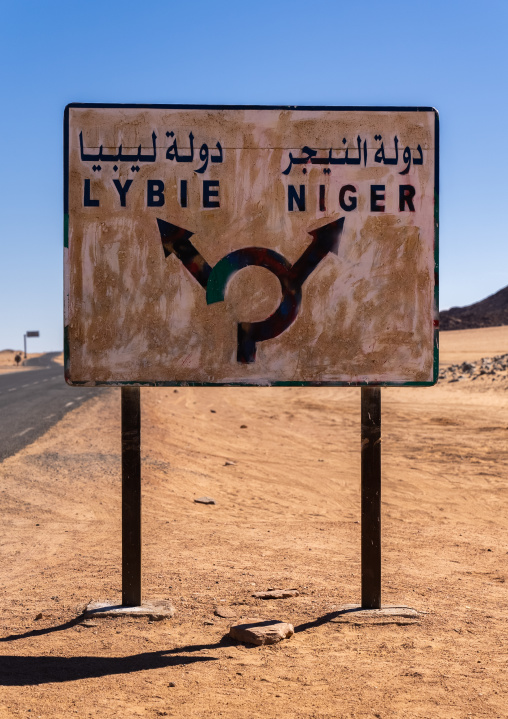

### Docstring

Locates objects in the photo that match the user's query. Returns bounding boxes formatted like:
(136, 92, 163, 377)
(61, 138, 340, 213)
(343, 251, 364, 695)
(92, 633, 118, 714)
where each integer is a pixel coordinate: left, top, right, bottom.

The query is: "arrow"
(156, 218, 212, 289)
(288, 217, 344, 286)
(157, 216, 345, 363)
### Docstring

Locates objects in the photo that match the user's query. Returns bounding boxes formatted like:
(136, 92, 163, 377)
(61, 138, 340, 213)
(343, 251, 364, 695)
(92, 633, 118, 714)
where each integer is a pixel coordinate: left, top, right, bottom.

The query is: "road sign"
(24, 330, 40, 358)
(64, 104, 438, 386)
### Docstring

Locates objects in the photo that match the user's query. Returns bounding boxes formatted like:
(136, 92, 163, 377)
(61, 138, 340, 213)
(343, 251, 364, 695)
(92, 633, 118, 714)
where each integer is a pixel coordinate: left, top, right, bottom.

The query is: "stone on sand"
(329, 604, 420, 625)
(84, 600, 175, 620)
(194, 496, 216, 505)
(214, 606, 236, 619)
(229, 618, 294, 646)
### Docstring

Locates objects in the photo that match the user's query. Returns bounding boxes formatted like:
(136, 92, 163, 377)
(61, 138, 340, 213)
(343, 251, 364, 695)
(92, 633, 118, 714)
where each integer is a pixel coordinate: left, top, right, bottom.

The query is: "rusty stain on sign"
(64, 104, 438, 386)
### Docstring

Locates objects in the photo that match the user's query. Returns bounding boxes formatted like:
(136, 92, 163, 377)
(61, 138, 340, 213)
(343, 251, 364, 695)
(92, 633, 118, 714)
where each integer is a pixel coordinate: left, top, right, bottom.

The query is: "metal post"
(23, 334, 27, 359)
(361, 386, 381, 609)
(122, 386, 142, 606)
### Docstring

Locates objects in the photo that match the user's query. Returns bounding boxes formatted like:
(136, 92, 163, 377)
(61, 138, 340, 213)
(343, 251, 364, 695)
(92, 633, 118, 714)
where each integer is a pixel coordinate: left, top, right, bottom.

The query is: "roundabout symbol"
(157, 217, 345, 363)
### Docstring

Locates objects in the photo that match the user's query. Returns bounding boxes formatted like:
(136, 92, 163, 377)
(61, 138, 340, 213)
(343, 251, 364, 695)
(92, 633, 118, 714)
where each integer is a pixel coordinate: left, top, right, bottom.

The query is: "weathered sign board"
(64, 104, 438, 386)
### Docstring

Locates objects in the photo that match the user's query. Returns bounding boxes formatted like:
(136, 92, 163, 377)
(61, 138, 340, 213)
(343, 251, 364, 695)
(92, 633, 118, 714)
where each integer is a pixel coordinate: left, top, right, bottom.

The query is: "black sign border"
(64, 104, 439, 388)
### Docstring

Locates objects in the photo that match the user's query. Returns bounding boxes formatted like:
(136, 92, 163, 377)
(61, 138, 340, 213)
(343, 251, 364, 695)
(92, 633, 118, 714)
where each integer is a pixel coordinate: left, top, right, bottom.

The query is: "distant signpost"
(64, 104, 438, 610)
(24, 330, 39, 358)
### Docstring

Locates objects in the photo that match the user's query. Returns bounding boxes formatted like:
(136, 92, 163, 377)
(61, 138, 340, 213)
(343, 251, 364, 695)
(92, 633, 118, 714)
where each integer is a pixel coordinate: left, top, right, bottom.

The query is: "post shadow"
(0, 650, 219, 686)
(0, 614, 86, 643)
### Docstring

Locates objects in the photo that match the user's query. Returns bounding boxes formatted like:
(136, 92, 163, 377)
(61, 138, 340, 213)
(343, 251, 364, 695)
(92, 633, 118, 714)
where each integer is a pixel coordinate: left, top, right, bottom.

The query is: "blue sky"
(1, 0, 507, 351)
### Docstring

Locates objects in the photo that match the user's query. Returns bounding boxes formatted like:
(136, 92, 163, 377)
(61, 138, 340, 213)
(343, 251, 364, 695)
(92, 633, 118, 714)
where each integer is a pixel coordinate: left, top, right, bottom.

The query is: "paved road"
(0, 353, 106, 461)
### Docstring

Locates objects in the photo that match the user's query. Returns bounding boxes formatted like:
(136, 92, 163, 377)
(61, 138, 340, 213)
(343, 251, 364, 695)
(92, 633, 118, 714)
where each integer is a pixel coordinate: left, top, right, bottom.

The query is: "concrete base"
(330, 604, 421, 625)
(85, 600, 175, 620)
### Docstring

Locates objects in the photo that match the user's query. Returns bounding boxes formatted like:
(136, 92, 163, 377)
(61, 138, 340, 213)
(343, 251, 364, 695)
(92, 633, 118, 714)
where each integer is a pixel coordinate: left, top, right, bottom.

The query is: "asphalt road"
(0, 353, 106, 461)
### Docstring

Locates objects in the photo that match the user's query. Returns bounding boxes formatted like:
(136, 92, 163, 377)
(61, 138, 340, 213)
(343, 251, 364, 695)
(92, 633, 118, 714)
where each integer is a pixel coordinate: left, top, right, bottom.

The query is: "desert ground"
(1, 327, 507, 718)
(0, 352, 47, 375)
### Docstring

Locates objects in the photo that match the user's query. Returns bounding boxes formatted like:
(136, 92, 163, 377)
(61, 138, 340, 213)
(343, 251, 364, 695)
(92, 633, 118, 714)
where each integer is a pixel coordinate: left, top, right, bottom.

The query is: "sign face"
(64, 104, 438, 386)
(26, 331, 39, 337)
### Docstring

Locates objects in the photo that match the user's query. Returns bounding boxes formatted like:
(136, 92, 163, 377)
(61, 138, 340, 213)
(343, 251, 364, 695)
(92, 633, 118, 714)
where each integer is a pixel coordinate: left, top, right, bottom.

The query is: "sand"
(439, 325, 508, 365)
(0, 326, 506, 718)
(0, 351, 46, 375)
(50, 352, 64, 366)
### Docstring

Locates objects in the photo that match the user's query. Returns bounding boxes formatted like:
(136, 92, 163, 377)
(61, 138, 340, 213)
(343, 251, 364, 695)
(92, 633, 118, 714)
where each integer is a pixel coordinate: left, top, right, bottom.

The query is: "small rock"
(229, 618, 294, 646)
(81, 620, 98, 627)
(329, 604, 420, 624)
(204, 620, 215, 625)
(34, 612, 43, 621)
(252, 589, 299, 600)
(240, 425, 247, 429)
(214, 606, 236, 619)
(168, 682, 176, 687)
(194, 496, 216, 505)
(224, 461, 236, 466)
(210, 409, 216, 413)
(85, 600, 174, 619)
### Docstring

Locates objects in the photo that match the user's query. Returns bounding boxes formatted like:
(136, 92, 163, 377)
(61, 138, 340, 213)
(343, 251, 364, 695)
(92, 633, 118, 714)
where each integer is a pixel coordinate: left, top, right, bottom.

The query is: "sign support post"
(361, 386, 381, 609)
(121, 386, 142, 606)
(24, 330, 39, 359)
(84, 387, 173, 619)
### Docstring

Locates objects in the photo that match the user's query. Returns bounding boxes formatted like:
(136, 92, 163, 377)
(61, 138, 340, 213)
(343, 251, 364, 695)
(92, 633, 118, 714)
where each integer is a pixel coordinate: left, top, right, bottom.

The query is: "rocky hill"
(439, 353, 508, 383)
(440, 285, 508, 330)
